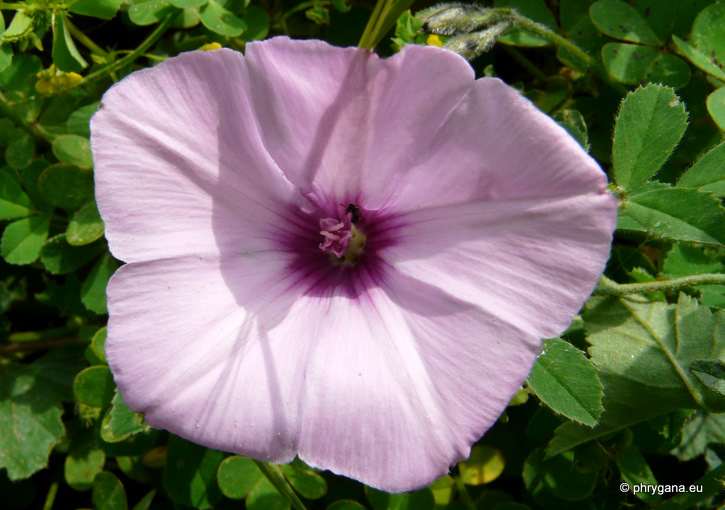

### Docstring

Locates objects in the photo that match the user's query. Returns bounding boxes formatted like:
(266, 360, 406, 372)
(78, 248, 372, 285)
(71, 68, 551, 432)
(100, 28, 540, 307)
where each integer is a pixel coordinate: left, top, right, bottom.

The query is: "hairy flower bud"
(444, 21, 512, 60)
(417, 2, 492, 36)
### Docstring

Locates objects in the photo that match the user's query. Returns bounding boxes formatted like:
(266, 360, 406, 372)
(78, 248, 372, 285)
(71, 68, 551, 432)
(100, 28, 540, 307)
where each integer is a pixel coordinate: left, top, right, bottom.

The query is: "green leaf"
(67, 102, 99, 138)
(0, 54, 41, 93)
(553, 109, 589, 150)
(706, 87, 725, 131)
(672, 35, 725, 82)
(327, 502, 368, 510)
(560, 0, 598, 37)
(100, 390, 149, 443)
(331, 0, 351, 13)
(619, 186, 725, 247)
(20, 159, 52, 213)
(74, 366, 115, 407)
(67, 200, 105, 246)
(625, 0, 679, 41)
(131, 490, 156, 510)
(0, 361, 66, 480)
(40, 234, 104, 274)
(69, 0, 124, 19)
(92, 326, 108, 364)
(494, 0, 558, 47)
(366, 486, 435, 510)
(281, 462, 327, 499)
(616, 443, 659, 504)
(677, 141, 725, 197)
(38, 163, 94, 210)
(690, 3, 725, 75)
(643, 53, 691, 89)
(52, 134, 93, 170)
(0, 44, 12, 73)
(589, 0, 660, 44)
(93, 471, 128, 510)
(6, 134, 35, 171)
(1, 214, 50, 265)
(601, 42, 657, 84)
(612, 84, 688, 191)
(458, 445, 505, 486)
(1, 11, 34, 44)
(200, 0, 247, 37)
(527, 338, 604, 427)
(163, 436, 224, 508)
(523, 448, 598, 502)
(128, 0, 175, 26)
(690, 360, 725, 397)
(65, 426, 106, 491)
(51, 14, 87, 72)
(241, 6, 270, 41)
(81, 253, 118, 314)
(170, 0, 207, 7)
(217, 455, 263, 499)
(673, 411, 725, 463)
(0, 168, 34, 220)
(546, 294, 725, 457)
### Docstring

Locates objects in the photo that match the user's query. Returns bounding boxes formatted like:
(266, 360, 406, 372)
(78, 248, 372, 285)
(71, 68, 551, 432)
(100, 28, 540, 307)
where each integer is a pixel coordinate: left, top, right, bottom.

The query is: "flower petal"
(92, 49, 300, 263)
(374, 77, 612, 211)
(105, 254, 308, 461)
(244, 37, 475, 207)
(380, 192, 617, 338)
(295, 267, 540, 492)
(107, 254, 539, 492)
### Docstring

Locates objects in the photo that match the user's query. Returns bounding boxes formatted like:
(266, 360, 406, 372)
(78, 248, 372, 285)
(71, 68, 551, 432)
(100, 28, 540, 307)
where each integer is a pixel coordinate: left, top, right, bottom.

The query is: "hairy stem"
(593, 274, 725, 297)
(490, 9, 628, 95)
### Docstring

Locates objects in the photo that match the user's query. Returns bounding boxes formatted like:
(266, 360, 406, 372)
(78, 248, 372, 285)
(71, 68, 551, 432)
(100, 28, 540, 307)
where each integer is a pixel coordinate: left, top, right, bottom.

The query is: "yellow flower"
(426, 34, 443, 47)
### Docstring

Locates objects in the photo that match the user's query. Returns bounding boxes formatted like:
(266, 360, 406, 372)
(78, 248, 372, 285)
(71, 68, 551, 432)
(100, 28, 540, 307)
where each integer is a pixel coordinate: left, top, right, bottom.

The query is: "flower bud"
(417, 3, 492, 36)
(443, 21, 512, 60)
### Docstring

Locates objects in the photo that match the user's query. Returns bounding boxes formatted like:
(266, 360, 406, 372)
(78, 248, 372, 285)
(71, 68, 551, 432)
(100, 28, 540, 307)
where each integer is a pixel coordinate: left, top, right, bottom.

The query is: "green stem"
(0, 2, 25, 8)
(358, 0, 391, 50)
(452, 475, 475, 509)
(0, 338, 85, 354)
(593, 274, 725, 297)
(8, 325, 79, 343)
(280, 0, 328, 21)
(490, 9, 628, 95)
(66, 18, 110, 58)
(0, 90, 53, 144)
(79, 15, 174, 87)
(42, 479, 59, 510)
(253, 461, 308, 510)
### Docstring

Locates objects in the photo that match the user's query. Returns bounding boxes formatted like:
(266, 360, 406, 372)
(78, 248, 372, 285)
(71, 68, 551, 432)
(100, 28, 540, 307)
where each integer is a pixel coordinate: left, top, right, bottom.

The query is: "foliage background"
(1, 0, 724, 508)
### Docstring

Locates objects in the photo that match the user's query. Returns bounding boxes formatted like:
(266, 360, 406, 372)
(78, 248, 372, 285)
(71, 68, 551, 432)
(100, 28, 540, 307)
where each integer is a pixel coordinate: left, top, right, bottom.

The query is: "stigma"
(319, 210, 366, 266)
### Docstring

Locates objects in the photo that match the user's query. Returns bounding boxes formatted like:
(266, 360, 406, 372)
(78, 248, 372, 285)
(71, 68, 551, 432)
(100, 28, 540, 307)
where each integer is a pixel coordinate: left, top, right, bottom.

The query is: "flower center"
(319, 210, 366, 266)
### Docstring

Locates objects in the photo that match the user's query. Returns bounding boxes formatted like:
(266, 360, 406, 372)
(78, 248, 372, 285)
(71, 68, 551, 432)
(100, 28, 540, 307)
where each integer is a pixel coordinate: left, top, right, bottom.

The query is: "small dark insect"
(346, 203, 362, 223)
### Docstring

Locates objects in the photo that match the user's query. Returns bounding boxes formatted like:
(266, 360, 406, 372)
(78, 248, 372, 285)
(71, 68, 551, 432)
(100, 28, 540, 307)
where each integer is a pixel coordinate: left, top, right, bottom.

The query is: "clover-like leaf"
(199, 0, 247, 37)
(546, 294, 725, 457)
(618, 184, 725, 247)
(163, 436, 224, 508)
(612, 84, 688, 191)
(589, 0, 660, 44)
(1, 214, 50, 265)
(528, 338, 603, 427)
(677, 141, 725, 198)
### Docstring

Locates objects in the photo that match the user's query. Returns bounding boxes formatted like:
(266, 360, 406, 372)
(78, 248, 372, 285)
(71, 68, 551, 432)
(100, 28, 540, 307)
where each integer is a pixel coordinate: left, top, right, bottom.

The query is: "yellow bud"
(426, 34, 443, 47)
(200, 42, 223, 51)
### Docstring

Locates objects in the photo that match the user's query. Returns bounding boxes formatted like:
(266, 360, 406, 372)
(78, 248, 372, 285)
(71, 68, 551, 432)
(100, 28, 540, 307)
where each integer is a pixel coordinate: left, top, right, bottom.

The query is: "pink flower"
(91, 37, 616, 492)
